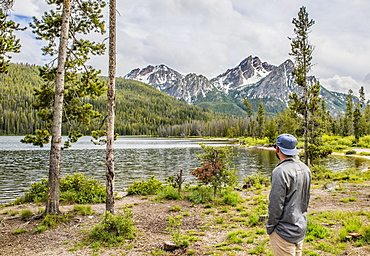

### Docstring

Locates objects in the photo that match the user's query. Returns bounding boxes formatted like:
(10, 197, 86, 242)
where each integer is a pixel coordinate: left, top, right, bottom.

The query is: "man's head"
(275, 134, 299, 157)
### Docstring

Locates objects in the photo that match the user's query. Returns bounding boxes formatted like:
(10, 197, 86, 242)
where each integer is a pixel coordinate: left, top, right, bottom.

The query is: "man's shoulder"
(274, 157, 310, 173)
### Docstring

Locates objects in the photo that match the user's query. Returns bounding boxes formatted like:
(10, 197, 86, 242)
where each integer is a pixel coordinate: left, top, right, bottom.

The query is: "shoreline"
(253, 145, 370, 163)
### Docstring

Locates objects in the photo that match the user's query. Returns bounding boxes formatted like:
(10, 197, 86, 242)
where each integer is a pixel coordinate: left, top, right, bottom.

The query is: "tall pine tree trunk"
(45, 0, 70, 215)
(106, 0, 116, 214)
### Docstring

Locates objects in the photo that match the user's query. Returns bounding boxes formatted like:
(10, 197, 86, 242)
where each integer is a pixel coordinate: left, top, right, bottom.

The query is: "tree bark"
(105, 0, 117, 214)
(45, 0, 70, 215)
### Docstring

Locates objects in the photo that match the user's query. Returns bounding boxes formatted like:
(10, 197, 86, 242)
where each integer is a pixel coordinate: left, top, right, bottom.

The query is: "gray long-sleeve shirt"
(266, 156, 311, 243)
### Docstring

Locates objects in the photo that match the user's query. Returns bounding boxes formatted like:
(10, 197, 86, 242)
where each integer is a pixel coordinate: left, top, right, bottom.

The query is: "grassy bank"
(1, 168, 369, 255)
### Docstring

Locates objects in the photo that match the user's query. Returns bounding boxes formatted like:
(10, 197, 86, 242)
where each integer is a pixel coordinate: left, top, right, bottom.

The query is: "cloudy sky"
(7, 0, 370, 97)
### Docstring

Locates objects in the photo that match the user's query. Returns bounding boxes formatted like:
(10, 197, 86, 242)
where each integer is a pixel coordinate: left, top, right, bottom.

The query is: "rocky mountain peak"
(123, 56, 348, 115)
(210, 55, 276, 93)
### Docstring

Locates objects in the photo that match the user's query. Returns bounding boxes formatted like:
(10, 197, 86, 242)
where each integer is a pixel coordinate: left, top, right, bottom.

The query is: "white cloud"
(4, 0, 370, 96)
(320, 75, 370, 100)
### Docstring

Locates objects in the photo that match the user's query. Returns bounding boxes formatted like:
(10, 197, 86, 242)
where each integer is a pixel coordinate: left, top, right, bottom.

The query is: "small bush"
(60, 174, 106, 204)
(90, 210, 135, 244)
(73, 205, 94, 216)
(247, 214, 260, 227)
(338, 136, 356, 147)
(9, 211, 18, 216)
(167, 215, 191, 248)
(169, 205, 181, 212)
(343, 218, 362, 233)
(243, 172, 270, 188)
(214, 217, 224, 224)
(23, 179, 48, 203)
(221, 190, 243, 206)
(345, 150, 357, 155)
(311, 165, 333, 180)
(20, 209, 33, 220)
(241, 137, 270, 146)
(17, 173, 106, 204)
(305, 222, 330, 241)
(35, 214, 72, 233)
(126, 175, 163, 196)
(357, 135, 370, 148)
(157, 186, 182, 200)
(187, 186, 213, 204)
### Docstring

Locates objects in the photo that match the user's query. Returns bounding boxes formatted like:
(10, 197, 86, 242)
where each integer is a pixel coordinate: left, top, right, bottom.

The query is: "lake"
(1, 136, 369, 203)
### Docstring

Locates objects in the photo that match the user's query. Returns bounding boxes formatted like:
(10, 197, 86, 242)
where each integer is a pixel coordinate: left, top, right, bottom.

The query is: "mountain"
(124, 56, 349, 116)
(124, 64, 213, 103)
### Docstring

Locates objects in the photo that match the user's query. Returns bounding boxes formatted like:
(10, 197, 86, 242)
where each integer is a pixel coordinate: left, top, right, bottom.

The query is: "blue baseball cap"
(276, 134, 299, 156)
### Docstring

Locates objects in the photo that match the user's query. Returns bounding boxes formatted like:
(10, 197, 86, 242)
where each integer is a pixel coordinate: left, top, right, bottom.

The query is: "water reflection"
(1, 136, 370, 202)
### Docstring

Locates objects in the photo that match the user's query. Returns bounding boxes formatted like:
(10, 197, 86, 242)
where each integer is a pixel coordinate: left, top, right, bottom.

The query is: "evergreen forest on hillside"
(0, 63, 227, 136)
(1, 63, 370, 142)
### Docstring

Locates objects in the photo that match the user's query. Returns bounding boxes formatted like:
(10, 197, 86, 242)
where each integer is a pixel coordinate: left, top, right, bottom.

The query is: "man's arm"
(266, 169, 287, 234)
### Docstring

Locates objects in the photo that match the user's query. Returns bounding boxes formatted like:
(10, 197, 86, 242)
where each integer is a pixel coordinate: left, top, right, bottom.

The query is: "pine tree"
(344, 89, 354, 136)
(288, 6, 315, 165)
(0, 8, 25, 73)
(256, 100, 265, 138)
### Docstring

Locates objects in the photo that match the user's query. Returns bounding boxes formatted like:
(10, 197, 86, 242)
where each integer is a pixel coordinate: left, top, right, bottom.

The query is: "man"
(266, 134, 311, 256)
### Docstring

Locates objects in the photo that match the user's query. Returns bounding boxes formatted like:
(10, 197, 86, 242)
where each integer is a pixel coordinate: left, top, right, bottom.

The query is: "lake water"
(1, 136, 369, 203)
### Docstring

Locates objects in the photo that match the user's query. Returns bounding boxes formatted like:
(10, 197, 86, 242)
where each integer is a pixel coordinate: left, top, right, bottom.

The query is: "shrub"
(247, 214, 260, 227)
(243, 172, 270, 188)
(190, 144, 238, 197)
(310, 165, 333, 180)
(90, 210, 135, 244)
(60, 173, 105, 204)
(157, 186, 182, 200)
(20, 209, 33, 220)
(126, 175, 163, 196)
(187, 186, 213, 204)
(73, 205, 94, 216)
(343, 218, 362, 233)
(17, 173, 105, 204)
(241, 137, 270, 146)
(345, 150, 357, 155)
(305, 222, 330, 241)
(23, 179, 48, 203)
(357, 135, 370, 148)
(338, 136, 356, 147)
(35, 214, 72, 233)
(169, 205, 181, 212)
(221, 190, 243, 206)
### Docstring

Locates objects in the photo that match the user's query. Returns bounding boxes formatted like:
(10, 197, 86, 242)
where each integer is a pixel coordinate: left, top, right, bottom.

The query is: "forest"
(1, 63, 370, 144)
(0, 63, 226, 136)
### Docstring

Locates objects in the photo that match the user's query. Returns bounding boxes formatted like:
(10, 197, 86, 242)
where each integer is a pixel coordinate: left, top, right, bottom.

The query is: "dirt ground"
(1, 178, 370, 256)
